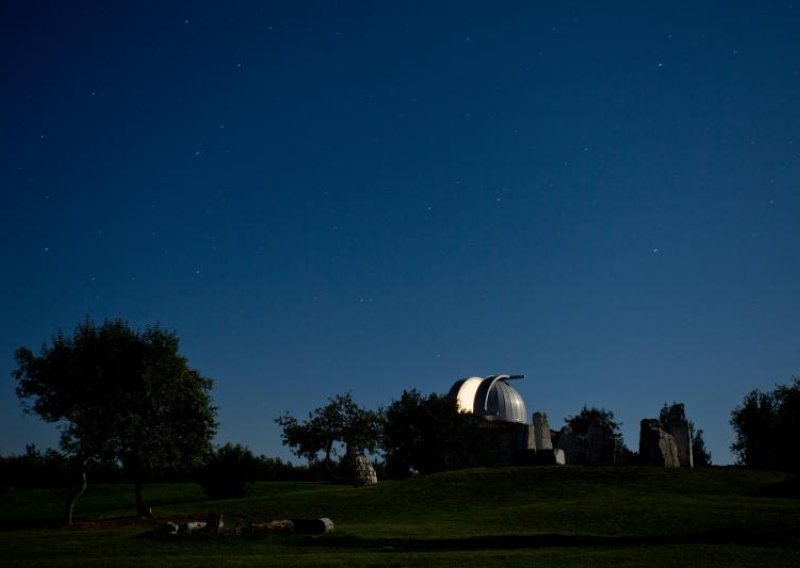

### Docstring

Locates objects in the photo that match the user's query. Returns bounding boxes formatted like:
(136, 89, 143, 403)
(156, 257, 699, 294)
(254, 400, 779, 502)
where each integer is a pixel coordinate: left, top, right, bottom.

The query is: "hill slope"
(1, 467, 799, 567)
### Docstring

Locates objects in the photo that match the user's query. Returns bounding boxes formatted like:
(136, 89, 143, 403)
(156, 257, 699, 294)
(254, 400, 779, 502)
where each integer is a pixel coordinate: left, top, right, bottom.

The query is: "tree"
(382, 389, 483, 477)
(690, 425, 712, 467)
(12, 318, 217, 523)
(566, 406, 621, 435)
(730, 389, 778, 468)
(658, 403, 671, 425)
(774, 379, 800, 473)
(198, 443, 257, 499)
(275, 393, 382, 479)
(731, 378, 800, 471)
(0, 444, 71, 489)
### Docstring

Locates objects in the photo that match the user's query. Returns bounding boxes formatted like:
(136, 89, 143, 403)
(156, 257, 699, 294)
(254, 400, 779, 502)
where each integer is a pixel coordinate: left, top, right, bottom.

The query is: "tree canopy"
(275, 393, 382, 478)
(382, 389, 483, 477)
(565, 405, 621, 435)
(731, 378, 800, 471)
(198, 443, 258, 499)
(12, 318, 217, 523)
(691, 426, 712, 467)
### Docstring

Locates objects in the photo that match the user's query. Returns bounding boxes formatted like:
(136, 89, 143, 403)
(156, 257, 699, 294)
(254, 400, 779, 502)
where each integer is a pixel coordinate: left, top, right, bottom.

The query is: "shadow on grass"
(304, 526, 800, 553)
(0, 515, 159, 531)
(0, 517, 64, 530)
(751, 476, 800, 499)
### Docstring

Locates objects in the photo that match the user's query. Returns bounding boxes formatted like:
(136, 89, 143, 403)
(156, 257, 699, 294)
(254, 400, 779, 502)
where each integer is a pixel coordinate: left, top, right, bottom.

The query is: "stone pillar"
(532, 412, 553, 451)
(352, 455, 378, 486)
(556, 426, 582, 465)
(639, 419, 679, 467)
(665, 404, 694, 468)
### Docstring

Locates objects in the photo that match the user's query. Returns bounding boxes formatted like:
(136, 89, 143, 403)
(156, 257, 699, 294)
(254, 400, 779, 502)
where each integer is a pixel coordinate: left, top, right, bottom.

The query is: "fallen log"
(292, 518, 334, 535)
(250, 520, 295, 535)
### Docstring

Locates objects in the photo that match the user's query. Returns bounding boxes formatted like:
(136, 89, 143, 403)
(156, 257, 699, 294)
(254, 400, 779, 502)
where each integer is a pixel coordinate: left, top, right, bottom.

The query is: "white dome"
(448, 375, 527, 424)
(453, 377, 483, 413)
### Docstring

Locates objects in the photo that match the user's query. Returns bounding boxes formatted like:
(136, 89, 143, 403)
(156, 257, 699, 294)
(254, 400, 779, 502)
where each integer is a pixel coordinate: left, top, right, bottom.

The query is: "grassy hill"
(1, 466, 799, 567)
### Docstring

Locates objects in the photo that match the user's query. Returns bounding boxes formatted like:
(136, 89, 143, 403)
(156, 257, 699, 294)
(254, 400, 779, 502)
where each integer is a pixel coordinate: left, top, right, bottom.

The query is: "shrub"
(198, 444, 257, 499)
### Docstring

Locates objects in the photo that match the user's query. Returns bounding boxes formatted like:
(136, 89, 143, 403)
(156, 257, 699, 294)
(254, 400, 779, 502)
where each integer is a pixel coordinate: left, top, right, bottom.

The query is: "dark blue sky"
(2, 1, 798, 464)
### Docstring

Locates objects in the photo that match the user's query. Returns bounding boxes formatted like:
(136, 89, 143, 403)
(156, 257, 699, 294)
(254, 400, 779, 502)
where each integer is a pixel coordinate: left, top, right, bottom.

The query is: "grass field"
(1, 466, 799, 567)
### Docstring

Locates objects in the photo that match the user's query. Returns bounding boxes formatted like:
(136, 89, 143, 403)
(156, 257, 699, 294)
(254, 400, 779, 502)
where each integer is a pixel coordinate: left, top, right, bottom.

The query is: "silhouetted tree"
(0, 445, 73, 489)
(382, 389, 483, 477)
(198, 443, 257, 499)
(12, 318, 217, 523)
(690, 425, 712, 467)
(566, 406, 621, 435)
(730, 389, 778, 468)
(774, 379, 800, 473)
(731, 378, 800, 471)
(275, 393, 382, 479)
(658, 403, 671, 425)
(250, 455, 317, 481)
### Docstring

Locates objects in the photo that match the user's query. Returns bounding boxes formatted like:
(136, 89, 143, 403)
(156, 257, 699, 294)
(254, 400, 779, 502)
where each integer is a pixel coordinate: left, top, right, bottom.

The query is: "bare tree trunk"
(126, 456, 153, 518)
(134, 478, 152, 518)
(64, 457, 90, 526)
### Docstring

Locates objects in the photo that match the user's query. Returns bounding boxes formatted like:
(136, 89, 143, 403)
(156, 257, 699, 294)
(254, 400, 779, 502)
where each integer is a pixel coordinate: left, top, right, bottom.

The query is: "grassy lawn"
(1, 467, 799, 566)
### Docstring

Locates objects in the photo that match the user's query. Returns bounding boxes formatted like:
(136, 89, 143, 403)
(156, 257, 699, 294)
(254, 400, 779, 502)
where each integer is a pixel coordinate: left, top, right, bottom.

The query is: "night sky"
(2, 2, 799, 465)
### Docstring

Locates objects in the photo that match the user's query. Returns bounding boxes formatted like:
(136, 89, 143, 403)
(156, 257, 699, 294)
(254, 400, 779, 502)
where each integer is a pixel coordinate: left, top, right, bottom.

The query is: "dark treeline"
(0, 445, 123, 488)
(0, 444, 316, 491)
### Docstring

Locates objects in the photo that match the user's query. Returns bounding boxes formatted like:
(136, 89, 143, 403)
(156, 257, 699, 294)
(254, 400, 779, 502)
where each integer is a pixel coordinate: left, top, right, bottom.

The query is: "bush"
(198, 444, 257, 499)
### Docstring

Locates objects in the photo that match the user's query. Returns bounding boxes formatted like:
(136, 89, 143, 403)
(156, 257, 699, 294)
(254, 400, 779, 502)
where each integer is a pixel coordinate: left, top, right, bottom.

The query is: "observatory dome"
(448, 375, 527, 424)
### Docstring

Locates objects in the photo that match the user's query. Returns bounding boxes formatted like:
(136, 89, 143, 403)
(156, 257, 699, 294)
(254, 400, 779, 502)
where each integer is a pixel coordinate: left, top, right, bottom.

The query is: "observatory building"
(448, 375, 562, 466)
(448, 374, 527, 424)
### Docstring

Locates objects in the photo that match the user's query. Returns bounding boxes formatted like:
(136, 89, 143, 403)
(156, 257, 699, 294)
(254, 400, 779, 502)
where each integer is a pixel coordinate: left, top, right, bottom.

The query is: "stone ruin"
(337, 453, 379, 487)
(553, 426, 581, 464)
(665, 403, 693, 468)
(638, 403, 693, 468)
(352, 455, 379, 486)
(585, 419, 617, 466)
(448, 376, 696, 469)
(639, 419, 679, 467)
(474, 410, 567, 466)
(529, 411, 566, 465)
(552, 419, 617, 465)
(532, 412, 553, 451)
